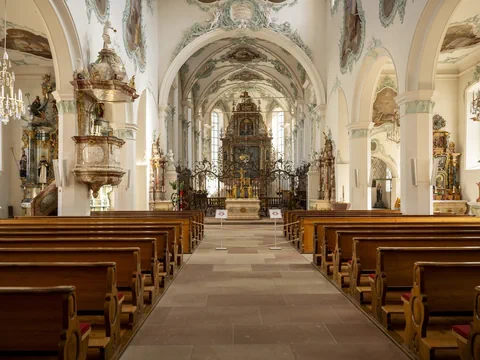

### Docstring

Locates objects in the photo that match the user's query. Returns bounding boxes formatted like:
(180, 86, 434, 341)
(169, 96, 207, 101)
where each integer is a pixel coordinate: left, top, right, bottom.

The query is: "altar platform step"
(205, 218, 280, 225)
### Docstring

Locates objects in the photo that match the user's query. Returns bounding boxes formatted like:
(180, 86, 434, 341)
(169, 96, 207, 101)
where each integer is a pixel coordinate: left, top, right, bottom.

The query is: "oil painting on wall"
(340, 0, 365, 74)
(123, 0, 147, 72)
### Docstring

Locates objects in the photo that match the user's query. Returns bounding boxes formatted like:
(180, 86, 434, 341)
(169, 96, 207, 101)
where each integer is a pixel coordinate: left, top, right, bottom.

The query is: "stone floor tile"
(227, 247, 259, 254)
(143, 307, 172, 324)
(325, 323, 392, 344)
(121, 345, 193, 360)
(130, 324, 234, 346)
(233, 324, 336, 345)
(164, 306, 262, 326)
(191, 345, 295, 360)
(259, 305, 343, 324)
(206, 294, 287, 307)
(251, 264, 291, 271)
(228, 271, 282, 279)
(282, 294, 350, 306)
(290, 343, 409, 360)
(158, 294, 208, 308)
(330, 304, 371, 323)
(213, 264, 253, 272)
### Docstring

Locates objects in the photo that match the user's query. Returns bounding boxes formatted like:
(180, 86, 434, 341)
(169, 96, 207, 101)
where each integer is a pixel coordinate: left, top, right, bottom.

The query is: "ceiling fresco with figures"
(180, 36, 309, 114)
(0, 0, 52, 68)
(438, 0, 480, 65)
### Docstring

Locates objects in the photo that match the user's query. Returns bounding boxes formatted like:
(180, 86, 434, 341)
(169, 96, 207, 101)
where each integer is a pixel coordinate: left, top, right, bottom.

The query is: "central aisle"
(121, 225, 409, 360)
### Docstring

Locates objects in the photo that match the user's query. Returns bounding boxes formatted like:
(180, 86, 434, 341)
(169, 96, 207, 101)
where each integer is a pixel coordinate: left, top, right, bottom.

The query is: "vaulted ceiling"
(178, 36, 309, 116)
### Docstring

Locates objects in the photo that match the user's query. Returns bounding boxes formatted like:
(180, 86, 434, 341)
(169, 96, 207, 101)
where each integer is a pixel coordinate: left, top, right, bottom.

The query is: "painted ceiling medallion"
(339, 0, 366, 74)
(86, 0, 110, 24)
(221, 46, 267, 63)
(379, 0, 406, 28)
(229, 70, 264, 82)
(230, 1, 255, 23)
(122, 0, 147, 73)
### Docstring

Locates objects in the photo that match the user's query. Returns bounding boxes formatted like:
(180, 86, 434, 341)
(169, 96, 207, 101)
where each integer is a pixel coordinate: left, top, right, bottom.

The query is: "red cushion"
(118, 292, 124, 300)
(453, 325, 471, 339)
(79, 323, 91, 335)
(347, 260, 352, 265)
(368, 274, 376, 280)
(401, 293, 411, 301)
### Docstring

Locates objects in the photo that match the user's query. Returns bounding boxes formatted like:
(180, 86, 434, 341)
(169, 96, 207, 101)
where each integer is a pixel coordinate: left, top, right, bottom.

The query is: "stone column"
(114, 123, 137, 210)
(53, 90, 91, 215)
(347, 122, 373, 210)
(396, 90, 436, 214)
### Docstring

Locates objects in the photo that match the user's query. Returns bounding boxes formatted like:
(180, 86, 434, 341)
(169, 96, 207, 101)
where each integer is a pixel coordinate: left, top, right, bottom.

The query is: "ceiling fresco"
(438, 2, 480, 65)
(178, 36, 308, 113)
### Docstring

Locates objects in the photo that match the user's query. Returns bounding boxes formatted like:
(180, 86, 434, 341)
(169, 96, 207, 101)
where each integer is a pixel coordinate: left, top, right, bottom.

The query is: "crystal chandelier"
(0, 0, 24, 125)
(470, 89, 480, 122)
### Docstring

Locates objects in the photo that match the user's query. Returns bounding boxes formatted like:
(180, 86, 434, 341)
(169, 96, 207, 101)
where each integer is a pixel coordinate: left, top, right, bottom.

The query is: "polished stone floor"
(120, 224, 409, 360)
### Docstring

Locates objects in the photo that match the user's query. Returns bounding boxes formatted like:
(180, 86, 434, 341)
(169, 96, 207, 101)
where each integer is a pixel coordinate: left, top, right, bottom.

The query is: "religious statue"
(19, 152, 27, 178)
(102, 21, 116, 49)
(373, 183, 386, 208)
(231, 184, 237, 199)
(38, 155, 49, 187)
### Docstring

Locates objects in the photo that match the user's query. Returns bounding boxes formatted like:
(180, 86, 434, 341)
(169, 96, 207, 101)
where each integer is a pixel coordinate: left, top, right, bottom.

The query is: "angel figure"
(102, 21, 117, 49)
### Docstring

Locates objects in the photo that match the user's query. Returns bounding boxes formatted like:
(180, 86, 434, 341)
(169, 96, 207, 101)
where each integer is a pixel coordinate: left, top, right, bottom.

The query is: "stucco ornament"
(330, 0, 341, 16)
(187, 0, 298, 12)
(174, 0, 312, 61)
(379, 0, 406, 28)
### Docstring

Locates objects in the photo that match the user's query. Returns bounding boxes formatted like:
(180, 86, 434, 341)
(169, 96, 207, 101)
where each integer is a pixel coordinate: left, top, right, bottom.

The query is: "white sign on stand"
(215, 210, 228, 250)
(269, 209, 282, 250)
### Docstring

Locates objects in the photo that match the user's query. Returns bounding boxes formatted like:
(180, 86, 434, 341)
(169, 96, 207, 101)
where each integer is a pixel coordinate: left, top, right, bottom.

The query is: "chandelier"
(0, 0, 24, 125)
(471, 89, 480, 122)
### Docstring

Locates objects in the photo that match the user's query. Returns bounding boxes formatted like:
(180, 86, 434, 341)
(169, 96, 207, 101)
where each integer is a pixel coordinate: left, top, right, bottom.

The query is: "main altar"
(220, 91, 272, 219)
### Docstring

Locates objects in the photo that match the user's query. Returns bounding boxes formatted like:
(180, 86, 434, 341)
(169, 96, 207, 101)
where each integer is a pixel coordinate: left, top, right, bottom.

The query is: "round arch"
(405, 0, 462, 92)
(159, 28, 326, 108)
(351, 46, 399, 126)
(33, 0, 82, 93)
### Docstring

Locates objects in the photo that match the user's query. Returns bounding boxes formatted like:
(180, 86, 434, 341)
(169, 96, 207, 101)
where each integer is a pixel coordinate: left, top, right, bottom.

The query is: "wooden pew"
(452, 286, 480, 360)
(0, 286, 90, 360)
(308, 216, 479, 254)
(0, 247, 144, 328)
(350, 237, 480, 304)
(91, 210, 205, 246)
(402, 262, 480, 360)
(372, 247, 480, 328)
(314, 218, 480, 261)
(0, 237, 161, 302)
(13, 216, 191, 254)
(0, 225, 172, 277)
(330, 228, 480, 284)
(285, 210, 401, 248)
(0, 262, 121, 359)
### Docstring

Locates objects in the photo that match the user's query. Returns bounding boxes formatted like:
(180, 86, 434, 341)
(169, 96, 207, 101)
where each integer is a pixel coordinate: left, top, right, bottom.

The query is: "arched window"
(211, 110, 220, 164)
(272, 108, 285, 160)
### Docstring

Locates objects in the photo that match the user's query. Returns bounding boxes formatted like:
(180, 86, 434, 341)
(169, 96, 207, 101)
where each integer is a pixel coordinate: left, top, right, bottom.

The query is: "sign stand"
(269, 209, 282, 250)
(215, 210, 228, 251)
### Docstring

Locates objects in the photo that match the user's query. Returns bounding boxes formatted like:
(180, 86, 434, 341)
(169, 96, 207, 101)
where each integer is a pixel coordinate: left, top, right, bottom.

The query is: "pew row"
(452, 285, 480, 360)
(402, 262, 480, 360)
(0, 262, 122, 360)
(0, 247, 144, 328)
(0, 237, 161, 303)
(0, 286, 90, 360)
(371, 246, 480, 329)
(306, 216, 479, 254)
(350, 236, 480, 304)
